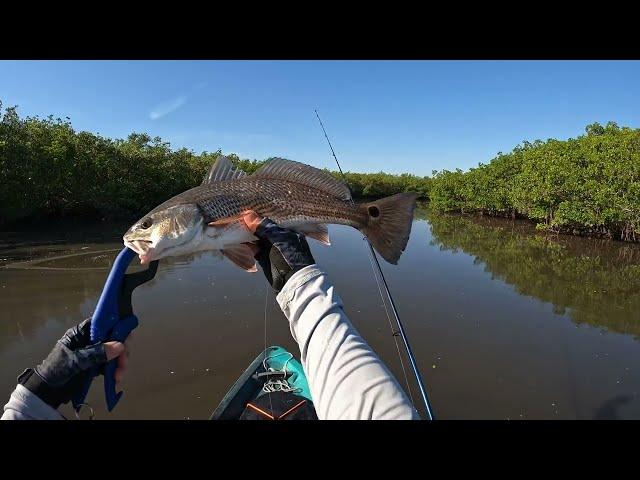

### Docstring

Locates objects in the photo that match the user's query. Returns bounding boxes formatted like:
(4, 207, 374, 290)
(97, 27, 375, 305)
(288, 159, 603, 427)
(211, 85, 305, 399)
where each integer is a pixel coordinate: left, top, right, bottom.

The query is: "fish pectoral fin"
(297, 223, 331, 245)
(221, 244, 258, 272)
(207, 217, 258, 245)
(208, 215, 245, 228)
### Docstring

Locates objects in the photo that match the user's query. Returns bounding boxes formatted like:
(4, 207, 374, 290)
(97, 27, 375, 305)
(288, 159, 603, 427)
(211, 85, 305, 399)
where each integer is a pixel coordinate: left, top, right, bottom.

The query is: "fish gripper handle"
(103, 314, 139, 411)
(71, 247, 158, 413)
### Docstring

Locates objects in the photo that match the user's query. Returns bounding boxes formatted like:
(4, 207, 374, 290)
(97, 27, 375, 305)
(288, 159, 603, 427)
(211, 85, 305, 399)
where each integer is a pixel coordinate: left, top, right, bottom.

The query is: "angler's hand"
(242, 211, 316, 292)
(18, 318, 128, 409)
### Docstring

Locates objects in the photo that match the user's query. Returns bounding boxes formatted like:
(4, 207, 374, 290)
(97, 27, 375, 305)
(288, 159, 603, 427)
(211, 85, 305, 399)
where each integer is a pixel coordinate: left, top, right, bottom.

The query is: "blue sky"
(1, 60, 639, 176)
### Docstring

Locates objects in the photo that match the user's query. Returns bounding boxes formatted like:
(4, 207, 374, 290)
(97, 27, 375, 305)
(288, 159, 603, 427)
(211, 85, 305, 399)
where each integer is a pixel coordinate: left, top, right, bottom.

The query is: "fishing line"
(315, 109, 408, 392)
(1, 248, 121, 271)
(263, 283, 274, 416)
(261, 351, 300, 394)
(365, 240, 415, 406)
(314, 109, 435, 420)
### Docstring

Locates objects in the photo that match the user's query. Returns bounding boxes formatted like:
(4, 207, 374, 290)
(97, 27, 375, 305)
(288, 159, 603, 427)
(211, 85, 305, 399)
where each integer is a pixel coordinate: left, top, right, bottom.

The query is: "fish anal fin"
(202, 156, 247, 184)
(297, 223, 331, 245)
(221, 244, 258, 272)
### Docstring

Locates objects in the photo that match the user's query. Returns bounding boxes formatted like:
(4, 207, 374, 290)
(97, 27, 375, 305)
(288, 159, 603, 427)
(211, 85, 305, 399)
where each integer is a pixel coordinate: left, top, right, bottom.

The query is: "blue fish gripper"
(72, 247, 159, 412)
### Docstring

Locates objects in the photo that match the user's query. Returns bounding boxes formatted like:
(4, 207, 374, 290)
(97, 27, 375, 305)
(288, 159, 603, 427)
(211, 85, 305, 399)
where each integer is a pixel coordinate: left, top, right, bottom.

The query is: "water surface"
(1, 208, 639, 419)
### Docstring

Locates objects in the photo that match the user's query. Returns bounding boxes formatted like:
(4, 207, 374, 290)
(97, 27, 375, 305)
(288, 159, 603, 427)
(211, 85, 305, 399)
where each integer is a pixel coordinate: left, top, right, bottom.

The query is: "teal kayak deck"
(210, 346, 312, 420)
(259, 346, 312, 401)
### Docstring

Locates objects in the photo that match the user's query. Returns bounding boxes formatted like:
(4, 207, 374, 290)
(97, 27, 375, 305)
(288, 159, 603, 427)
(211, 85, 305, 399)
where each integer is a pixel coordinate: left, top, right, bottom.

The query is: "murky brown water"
(2, 207, 639, 419)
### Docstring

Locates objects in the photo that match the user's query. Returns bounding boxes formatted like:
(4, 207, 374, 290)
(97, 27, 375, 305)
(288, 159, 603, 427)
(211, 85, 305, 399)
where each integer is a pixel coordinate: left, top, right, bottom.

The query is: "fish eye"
(140, 217, 153, 229)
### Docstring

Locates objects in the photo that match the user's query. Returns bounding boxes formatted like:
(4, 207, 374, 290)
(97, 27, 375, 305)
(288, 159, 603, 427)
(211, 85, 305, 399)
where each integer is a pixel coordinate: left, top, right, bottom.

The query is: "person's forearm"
(276, 265, 419, 420)
(2, 385, 64, 420)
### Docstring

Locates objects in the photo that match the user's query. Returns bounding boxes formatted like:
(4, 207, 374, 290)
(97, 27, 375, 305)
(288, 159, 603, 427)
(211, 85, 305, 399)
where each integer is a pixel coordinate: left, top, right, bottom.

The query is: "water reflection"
(593, 395, 635, 420)
(2, 209, 640, 419)
(0, 244, 226, 351)
(419, 207, 640, 339)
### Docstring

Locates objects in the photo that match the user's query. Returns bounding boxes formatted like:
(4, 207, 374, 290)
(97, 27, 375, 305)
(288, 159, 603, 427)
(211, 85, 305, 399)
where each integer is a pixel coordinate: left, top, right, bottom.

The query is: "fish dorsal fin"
(252, 158, 351, 201)
(202, 156, 247, 184)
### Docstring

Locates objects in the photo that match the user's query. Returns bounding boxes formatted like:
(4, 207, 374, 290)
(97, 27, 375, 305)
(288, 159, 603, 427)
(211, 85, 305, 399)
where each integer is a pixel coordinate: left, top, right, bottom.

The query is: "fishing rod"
(314, 110, 435, 420)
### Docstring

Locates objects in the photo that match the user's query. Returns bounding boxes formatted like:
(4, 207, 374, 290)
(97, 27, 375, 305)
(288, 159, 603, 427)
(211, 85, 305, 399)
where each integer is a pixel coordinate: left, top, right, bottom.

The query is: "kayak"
(210, 345, 318, 420)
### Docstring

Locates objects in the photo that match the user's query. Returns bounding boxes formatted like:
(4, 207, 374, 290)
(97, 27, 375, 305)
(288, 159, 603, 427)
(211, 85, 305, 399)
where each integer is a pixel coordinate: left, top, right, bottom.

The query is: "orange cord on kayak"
(246, 399, 308, 420)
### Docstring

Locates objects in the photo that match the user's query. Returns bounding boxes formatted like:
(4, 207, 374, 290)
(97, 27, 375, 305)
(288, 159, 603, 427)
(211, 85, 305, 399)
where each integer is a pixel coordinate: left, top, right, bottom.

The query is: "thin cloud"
(149, 95, 187, 120)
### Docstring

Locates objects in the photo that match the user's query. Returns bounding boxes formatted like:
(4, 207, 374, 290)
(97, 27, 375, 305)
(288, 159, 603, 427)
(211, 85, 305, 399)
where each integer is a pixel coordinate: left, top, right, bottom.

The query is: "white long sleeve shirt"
(3, 264, 418, 420)
(277, 265, 419, 420)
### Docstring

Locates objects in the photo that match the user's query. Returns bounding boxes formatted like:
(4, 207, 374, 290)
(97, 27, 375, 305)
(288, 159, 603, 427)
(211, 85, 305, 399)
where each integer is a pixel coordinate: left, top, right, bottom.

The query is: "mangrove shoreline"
(1, 102, 638, 243)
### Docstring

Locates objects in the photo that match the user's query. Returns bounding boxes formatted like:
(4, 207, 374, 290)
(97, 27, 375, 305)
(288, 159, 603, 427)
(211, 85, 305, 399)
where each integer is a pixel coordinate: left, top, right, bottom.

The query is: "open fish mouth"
(124, 239, 154, 263)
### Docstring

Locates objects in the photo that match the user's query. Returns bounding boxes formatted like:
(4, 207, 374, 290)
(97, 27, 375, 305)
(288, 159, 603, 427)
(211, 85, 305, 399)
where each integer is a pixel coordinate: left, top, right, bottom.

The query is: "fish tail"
(359, 192, 418, 264)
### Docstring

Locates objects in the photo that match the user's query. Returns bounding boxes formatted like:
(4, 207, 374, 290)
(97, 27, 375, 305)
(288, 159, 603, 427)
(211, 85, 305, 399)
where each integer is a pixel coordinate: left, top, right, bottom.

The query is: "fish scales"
(125, 157, 417, 267)
(161, 178, 368, 229)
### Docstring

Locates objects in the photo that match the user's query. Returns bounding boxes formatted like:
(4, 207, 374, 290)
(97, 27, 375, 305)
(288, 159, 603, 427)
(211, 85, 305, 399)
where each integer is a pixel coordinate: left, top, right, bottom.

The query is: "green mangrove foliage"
(430, 122, 640, 242)
(0, 103, 431, 226)
(4, 101, 636, 242)
(333, 171, 431, 200)
(1, 103, 214, 224)
(423, 208, 640, 338)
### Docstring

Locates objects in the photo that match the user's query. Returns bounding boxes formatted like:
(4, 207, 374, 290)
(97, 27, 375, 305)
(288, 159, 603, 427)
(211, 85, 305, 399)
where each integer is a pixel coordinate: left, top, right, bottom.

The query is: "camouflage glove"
(17, 318, 125, 409)
(252, 218, 316, 292)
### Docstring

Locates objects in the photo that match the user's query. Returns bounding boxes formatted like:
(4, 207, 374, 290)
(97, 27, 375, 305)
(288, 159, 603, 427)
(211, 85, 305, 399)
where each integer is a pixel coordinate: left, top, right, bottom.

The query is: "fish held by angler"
(123, 156, 418, 271)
